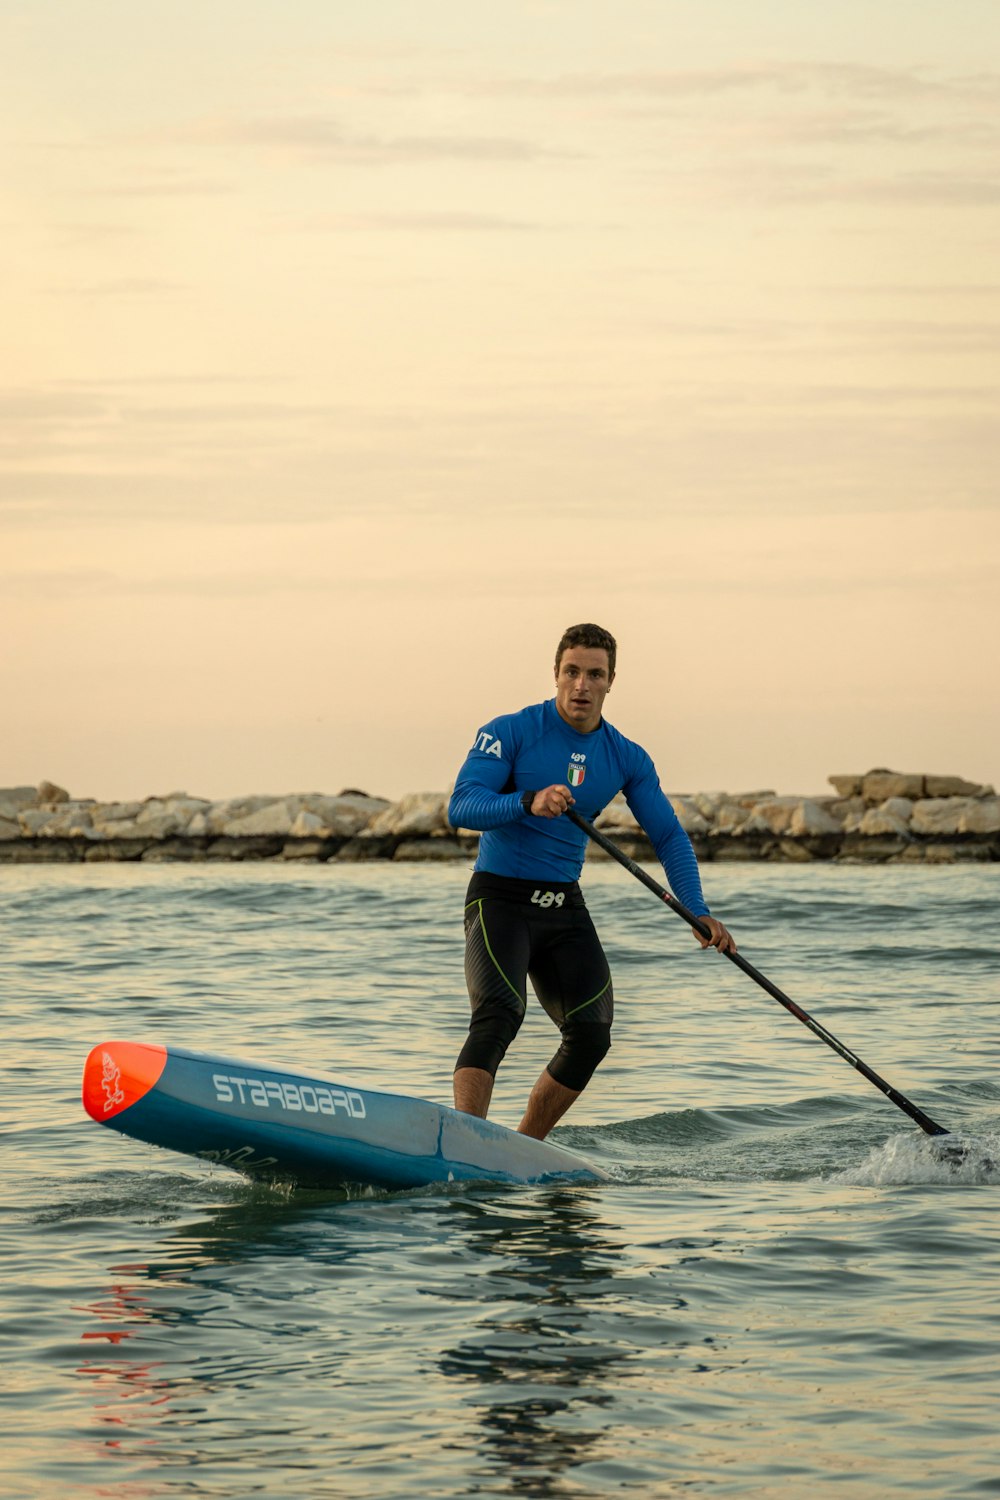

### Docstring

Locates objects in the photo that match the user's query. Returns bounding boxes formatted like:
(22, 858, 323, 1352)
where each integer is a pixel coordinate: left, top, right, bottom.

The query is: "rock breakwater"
(2, 770, 997, 865)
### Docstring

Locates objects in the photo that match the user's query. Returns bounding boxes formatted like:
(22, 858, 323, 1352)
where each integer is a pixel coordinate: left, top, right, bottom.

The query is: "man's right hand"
(530, 785, 575, 819)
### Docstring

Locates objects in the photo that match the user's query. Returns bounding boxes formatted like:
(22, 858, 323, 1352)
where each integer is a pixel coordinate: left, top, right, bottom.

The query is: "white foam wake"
(832, 1130, 1000, 1187)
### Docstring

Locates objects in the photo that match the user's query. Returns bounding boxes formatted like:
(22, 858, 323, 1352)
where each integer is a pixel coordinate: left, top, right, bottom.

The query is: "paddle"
(568, 807, 954, 1141)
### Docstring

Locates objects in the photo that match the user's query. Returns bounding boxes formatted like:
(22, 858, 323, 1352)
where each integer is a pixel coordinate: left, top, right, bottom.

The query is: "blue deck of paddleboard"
(89, 1043, 608, 1189)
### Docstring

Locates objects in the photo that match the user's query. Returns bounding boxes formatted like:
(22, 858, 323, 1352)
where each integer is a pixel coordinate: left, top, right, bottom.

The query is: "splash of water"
(832, 1131, 1000, 1187)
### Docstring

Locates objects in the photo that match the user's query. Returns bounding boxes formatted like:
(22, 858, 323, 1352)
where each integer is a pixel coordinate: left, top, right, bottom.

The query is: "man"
(448, 622, 735, 1141)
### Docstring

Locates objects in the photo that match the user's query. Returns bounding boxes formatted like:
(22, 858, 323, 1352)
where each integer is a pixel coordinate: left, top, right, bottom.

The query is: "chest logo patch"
(567, 753, 586, 787)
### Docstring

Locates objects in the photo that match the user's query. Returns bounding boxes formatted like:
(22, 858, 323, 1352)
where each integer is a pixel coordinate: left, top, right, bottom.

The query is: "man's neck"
(554, 700, 602, 735)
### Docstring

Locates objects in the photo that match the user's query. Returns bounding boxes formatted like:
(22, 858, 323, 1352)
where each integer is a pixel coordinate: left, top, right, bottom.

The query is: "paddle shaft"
(568, 808, 950, 1138)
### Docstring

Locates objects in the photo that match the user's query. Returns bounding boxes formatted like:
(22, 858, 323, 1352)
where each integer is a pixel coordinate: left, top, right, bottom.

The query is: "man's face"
(554, 646, 614, 734)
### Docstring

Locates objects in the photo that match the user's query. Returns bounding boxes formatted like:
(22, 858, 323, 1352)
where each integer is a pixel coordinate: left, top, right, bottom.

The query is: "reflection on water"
(5, 862, 999, 1498)
(69, 1186, 673, 1494)
(65, 1182, 754, 1498)
(437, 1191, 623, 1496)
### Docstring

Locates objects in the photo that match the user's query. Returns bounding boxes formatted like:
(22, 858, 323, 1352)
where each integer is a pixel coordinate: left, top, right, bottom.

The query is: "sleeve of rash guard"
(623, 746, 710, 917)
(447, 717, 527, 832)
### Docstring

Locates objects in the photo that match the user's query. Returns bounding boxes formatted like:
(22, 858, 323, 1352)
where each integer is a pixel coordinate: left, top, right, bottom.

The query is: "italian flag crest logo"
(567, 761, 586, 787)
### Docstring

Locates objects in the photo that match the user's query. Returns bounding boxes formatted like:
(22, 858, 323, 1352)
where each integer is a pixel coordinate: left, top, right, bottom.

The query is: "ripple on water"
(2, 860, 999, 1499)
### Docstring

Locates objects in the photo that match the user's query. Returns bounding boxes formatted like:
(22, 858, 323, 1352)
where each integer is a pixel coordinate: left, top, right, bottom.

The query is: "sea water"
(2, 859, 998, 1499)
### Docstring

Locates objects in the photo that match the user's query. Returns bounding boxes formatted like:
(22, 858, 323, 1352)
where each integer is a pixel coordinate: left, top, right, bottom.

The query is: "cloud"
(0, 389, 109, 422)
(178, 113, 570, 165)
(734, 108, 1000, 150)
(44, 277, 187, 298)
(820, 172, 1000, 206)
(6, 534, 997, 609)
(457, 62, 1000, 176)
(88, 176, 234, 198)
(2, 566, 489, 601)
(649, 156, 1000, 210)
(748, 169, 1000, 207)
(762, 381, 1000, 409)
(468, 62, 1000, 106)
(304, 211, 544, 233)
(821, 283, 1000, 299)
(47, 222, 141, 245)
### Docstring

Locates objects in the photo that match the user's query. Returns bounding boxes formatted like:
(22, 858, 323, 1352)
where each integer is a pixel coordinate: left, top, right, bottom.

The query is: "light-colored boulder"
(131, 800, 190, 838)
(924, 774, 992, 799)
(162, 796, 210, 822)
(18, 809, 54, 835)
(861, 770, 924, 803)
(859, 803, 911, 838)
(691, 791, 726, 822)
(45, 804, 96, 837)
(669, 797, 710, 835)
(91, 801, 145, 828)
(15, 803, 100, 838)
(826, 796, 865, 825)
(37, 780, 70, 805)
(713, 801, 750, 834)
(958, 797, 1000, 834)
(733, 789, 777, 809)
(99, 813, 179, 840)
(910, 798, 971, 836)
(857, 797, 915, 837)
(205, 796, 284, 834)
(881, 797, 914, 823)
(595, 794, 640, 833)
(223, 800, 297, 838)
(289, 809, 326, 838)
(365, 793, 449, 839)
(828, 775, 862, 798)
(0, 787, 38, 816)
(300, 793, 391, 837)
(0, 816, 21, 839)
(743, 797, 802, 836)
(789, 800, 842, 837)
(93, 818, 140, 839)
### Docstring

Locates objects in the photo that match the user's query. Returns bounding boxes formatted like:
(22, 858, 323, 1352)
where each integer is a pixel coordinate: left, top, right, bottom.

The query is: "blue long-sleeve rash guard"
(448, 698, 709, 916)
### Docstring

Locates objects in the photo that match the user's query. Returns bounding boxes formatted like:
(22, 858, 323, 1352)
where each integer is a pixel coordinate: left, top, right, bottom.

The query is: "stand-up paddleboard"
(82, 1041, 609, 1190)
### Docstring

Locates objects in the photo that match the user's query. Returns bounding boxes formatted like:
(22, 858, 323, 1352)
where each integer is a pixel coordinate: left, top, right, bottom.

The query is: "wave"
(831, 1131, 1000, 1187)
(562, 1092, 1000, 1188)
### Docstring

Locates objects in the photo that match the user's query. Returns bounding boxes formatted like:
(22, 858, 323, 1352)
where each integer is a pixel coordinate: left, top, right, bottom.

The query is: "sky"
(4, 0, 999, 802)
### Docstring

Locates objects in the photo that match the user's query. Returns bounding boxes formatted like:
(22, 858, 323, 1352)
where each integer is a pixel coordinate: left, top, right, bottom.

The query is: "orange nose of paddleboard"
(83, 1041, 167, 1122)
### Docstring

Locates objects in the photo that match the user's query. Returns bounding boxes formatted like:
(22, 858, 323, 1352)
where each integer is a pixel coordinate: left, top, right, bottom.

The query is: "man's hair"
(554, 623, 617, 679)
